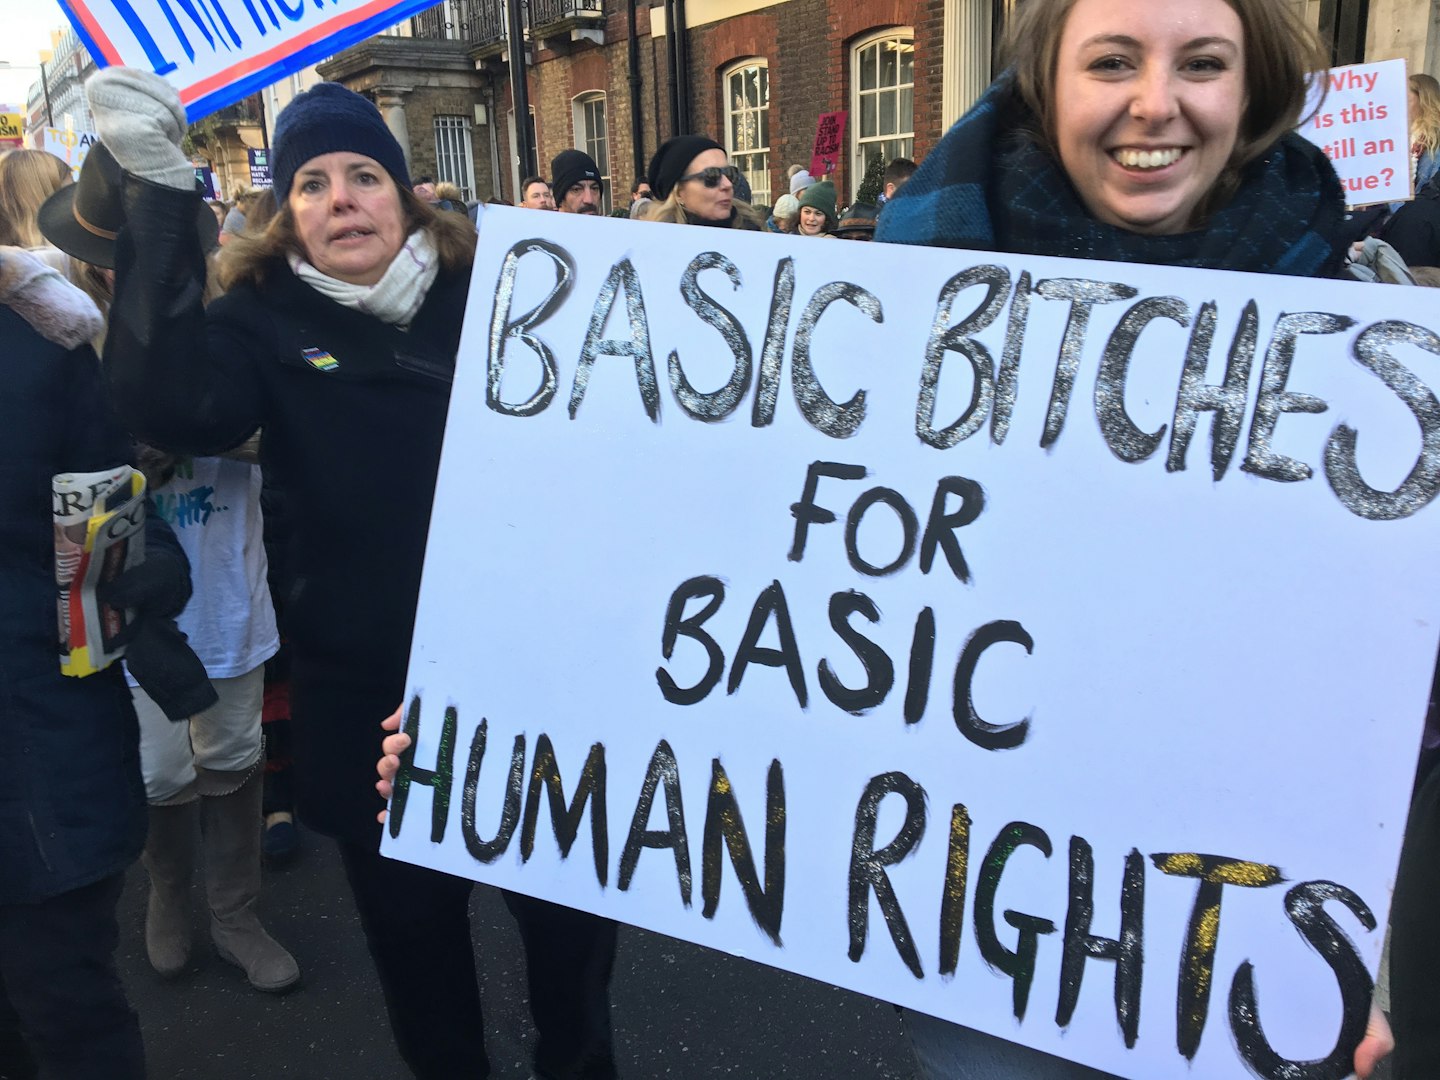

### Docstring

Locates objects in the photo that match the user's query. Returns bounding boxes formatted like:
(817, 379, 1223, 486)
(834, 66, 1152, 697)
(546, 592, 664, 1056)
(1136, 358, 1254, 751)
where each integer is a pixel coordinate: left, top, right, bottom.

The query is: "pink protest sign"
(809, 111, 847, 178)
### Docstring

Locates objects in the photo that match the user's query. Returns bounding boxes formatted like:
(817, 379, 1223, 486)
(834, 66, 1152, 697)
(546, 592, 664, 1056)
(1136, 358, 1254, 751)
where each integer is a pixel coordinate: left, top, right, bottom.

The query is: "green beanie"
(797, 179, 838, 229)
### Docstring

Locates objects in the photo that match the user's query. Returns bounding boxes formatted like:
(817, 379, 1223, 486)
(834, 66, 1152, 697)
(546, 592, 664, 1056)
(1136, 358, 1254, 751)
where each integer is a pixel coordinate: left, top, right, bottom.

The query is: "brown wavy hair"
(217, 183, 475, 291)
(1004, 0, 1329, 220)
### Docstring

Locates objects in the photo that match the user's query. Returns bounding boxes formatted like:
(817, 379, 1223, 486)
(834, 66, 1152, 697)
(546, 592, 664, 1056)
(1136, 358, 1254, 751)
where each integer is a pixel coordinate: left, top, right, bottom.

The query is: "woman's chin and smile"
(1082, 143, 1210, 235)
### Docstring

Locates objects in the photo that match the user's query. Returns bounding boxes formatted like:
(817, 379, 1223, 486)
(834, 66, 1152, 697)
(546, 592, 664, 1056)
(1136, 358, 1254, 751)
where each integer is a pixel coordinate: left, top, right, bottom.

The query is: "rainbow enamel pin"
(302, 348, 339, 372)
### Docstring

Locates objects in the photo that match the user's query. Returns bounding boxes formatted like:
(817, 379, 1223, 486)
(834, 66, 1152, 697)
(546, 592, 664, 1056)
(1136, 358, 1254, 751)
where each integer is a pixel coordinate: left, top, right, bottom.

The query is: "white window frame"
(572, 91, 612, 215)
(851, 29, 916, 189)
(433, 114, 476, 201)
(722, 59, 770, 207)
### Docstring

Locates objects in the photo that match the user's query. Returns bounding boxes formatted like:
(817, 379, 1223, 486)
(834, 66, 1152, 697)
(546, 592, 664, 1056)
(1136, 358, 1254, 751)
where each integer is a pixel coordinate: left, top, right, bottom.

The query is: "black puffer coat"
(106, 177, 469, 841)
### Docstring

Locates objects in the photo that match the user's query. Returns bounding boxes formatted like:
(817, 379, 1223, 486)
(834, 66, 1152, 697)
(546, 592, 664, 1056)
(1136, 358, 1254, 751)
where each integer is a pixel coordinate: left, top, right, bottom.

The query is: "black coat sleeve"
(59, 338, 133, 473)
(1380, 200, 1440, 269)
(106, 174, 269, 455)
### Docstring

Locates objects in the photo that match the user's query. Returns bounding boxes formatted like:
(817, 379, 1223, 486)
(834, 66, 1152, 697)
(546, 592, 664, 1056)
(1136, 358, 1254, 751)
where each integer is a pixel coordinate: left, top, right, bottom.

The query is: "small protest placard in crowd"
(36, 126, 98, 179)
(384, 207, 1440, 1079)
(0, 108, 22, 149)
(54, 0, 439, 121)
(194, 163, 216, 200)
(248, 147, 272, 188)
(1300, 58, 1411, 206)
(810, 110, 847, 178)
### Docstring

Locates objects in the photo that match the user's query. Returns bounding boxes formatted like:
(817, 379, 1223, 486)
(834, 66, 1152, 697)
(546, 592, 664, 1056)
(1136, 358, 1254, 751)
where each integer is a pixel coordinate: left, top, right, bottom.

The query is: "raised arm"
(89, 69, 266, 455)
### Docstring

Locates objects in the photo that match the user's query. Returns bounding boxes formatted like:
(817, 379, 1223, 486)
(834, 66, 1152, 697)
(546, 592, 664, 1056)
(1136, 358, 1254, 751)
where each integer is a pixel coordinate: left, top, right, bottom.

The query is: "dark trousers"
(1390, 754, 1440, 1079)
(0, 874, 144, 1080)
(338, 841, 619, 1080)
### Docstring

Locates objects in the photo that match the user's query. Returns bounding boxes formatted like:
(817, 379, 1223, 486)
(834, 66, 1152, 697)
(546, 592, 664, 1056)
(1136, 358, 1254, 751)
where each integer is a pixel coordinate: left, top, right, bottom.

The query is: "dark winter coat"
(0, 249, 153, 904)
(105, 176, 469, 841)
(1380, 178, 1440, 271)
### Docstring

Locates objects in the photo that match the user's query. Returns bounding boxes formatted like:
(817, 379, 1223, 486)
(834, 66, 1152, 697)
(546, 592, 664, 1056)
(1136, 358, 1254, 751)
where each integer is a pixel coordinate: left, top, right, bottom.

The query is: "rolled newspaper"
(52, 465, 147, 676)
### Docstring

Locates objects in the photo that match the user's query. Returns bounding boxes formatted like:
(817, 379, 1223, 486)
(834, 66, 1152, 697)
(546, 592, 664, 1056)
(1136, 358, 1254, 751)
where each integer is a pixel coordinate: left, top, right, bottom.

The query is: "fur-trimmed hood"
(0, 246, 104, 349)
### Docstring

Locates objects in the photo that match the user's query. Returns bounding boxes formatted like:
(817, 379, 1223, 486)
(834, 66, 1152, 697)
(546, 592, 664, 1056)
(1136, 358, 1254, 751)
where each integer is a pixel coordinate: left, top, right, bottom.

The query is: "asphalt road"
(117, 828, 916, 1080)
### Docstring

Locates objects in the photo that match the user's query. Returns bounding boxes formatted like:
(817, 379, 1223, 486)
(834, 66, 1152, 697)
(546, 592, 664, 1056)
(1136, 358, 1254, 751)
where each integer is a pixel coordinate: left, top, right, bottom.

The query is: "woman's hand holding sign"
(375, 707, 410, 824)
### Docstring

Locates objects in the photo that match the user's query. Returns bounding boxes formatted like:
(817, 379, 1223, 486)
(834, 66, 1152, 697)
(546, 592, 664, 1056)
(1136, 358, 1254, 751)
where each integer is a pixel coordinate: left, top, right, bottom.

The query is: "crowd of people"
(505, 142, 916, 242)
(1, 0, 1436, 1076)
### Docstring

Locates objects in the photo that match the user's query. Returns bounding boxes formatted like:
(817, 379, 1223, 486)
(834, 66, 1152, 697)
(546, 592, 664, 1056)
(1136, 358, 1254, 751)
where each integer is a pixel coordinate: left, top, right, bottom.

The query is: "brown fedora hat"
(39, 142, 220, 269)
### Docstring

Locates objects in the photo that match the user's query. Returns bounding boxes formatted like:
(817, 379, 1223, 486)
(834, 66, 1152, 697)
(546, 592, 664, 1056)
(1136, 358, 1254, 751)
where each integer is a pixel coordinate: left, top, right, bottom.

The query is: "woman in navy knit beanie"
(84, 67, 622, 1080)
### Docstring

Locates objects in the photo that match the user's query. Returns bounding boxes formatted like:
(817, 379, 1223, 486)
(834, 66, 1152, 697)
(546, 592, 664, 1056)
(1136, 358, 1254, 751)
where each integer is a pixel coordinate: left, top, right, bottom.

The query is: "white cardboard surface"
(384, 207, 1440, 1079)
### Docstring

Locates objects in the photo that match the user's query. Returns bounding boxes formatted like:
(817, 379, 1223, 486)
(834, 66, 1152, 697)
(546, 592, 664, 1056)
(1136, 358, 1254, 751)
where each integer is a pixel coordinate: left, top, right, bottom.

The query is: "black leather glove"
(97, 545, 192, 623)
(97, 539, 214, 720)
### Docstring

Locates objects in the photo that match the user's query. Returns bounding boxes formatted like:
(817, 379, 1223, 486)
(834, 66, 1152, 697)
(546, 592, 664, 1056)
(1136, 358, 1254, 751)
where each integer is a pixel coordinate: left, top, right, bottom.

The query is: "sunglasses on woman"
(678, 165, 742, 188)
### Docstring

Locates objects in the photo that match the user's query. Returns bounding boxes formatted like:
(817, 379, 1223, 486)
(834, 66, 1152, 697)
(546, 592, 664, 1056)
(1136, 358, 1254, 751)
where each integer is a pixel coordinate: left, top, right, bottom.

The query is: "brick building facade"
(309, 0, 1440, 210)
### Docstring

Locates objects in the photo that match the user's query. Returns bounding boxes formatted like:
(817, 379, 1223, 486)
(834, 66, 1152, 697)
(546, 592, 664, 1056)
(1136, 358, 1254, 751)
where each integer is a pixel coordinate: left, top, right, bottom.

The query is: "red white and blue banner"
(55, 0, 440, 120)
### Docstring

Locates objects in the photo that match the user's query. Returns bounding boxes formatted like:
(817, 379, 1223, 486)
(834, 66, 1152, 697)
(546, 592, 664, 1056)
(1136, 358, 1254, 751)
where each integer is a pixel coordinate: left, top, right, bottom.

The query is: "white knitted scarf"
(289, 229, 439, 329)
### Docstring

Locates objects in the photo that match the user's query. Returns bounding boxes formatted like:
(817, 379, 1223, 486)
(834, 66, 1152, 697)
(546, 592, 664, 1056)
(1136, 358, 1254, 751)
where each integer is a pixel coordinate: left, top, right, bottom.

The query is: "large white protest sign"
(383, 207, 1440, 1079)
(1301, 59, 1411, 206)
(54, 0, 438, 120)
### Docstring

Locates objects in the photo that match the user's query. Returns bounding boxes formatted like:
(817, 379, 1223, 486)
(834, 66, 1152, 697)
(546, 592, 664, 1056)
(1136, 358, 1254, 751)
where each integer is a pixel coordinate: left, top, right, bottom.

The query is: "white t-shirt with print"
(126, 456, 279, 682)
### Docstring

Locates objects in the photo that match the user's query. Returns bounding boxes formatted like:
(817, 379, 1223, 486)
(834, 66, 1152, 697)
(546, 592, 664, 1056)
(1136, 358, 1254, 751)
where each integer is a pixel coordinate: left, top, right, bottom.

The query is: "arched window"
(852, 30, 915, 185)
(573, 91, 612, 215)
(723, 60, 770, 206)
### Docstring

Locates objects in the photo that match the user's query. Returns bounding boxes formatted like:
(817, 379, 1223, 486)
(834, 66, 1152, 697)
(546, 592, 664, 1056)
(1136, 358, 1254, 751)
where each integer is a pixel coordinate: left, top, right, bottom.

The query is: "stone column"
(941, 0, 993, 131)
(376, 88, 414, 169)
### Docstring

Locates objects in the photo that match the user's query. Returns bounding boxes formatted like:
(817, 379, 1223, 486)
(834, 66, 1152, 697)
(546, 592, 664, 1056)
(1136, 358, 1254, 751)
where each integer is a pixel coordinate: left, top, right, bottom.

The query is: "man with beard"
(551, 150, 604, 215)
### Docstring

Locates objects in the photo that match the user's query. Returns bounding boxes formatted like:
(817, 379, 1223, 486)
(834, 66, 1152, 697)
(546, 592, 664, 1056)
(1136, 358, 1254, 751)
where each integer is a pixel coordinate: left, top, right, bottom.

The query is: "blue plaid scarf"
(876, 74, 1347, 277)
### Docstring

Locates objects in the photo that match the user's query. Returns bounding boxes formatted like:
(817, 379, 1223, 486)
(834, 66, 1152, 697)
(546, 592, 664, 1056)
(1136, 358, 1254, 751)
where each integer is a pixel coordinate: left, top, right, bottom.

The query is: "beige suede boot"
(142, 799, 198, 977)
(200, 766, 300, 992)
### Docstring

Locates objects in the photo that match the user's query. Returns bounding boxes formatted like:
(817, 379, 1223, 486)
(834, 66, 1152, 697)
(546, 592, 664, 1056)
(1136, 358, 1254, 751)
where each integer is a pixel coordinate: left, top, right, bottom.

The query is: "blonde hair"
(1004, 0, 1329, 220)
(0, 150, 72, 248)
(218, 183, 475, 291)
(1411, 74, 1440, 154)
(639, 190, 765, 229)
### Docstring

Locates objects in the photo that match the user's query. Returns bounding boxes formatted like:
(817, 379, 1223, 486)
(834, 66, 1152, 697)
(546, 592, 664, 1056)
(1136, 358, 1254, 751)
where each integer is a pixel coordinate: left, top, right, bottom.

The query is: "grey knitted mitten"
(85, 68, 195, 191)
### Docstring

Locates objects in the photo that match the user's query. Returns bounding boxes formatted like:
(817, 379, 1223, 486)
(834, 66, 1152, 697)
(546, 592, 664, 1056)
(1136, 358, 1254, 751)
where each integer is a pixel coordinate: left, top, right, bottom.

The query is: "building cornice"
(649, 0, 787, 38)
(318, 37, 477, 82)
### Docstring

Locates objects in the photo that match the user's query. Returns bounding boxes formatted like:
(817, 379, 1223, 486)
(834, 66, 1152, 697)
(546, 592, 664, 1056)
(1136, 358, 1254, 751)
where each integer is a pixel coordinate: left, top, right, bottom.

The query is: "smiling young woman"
(878, 0, 1345, 277)
(1051, 0, 1246, 236)
(874, 0, 1396, 1077)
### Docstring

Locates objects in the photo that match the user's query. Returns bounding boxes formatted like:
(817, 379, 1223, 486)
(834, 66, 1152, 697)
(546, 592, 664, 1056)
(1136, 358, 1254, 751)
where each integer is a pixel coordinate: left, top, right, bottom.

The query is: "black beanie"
(646, 135, 724, 200)
(551, 149, 603, 201)
(272, 83, 410, 199)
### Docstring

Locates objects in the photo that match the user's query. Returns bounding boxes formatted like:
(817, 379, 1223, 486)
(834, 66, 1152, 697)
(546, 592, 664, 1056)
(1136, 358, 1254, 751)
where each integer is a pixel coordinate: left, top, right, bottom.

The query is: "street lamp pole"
(39, 60, 52, 128)
(507, 0, 535, 183)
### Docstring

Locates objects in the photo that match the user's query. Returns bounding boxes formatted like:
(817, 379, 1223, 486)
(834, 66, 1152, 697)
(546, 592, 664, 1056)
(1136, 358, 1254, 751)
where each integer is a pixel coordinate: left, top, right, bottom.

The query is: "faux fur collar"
(0, 246, 104, 349)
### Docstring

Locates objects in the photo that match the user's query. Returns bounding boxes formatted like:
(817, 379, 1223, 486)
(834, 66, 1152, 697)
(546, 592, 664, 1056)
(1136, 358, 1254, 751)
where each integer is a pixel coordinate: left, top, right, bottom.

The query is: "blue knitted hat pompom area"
(271, 83, 410, 199)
